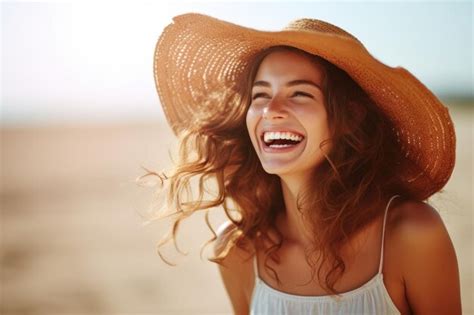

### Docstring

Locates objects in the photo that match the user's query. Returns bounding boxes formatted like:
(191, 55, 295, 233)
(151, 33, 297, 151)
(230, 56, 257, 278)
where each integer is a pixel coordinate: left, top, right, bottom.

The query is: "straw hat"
(153, 12, 456, 201)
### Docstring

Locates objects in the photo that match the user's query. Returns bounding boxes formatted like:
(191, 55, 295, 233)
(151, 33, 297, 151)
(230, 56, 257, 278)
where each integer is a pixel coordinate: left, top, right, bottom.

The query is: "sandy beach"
(1, 104, 472, 315)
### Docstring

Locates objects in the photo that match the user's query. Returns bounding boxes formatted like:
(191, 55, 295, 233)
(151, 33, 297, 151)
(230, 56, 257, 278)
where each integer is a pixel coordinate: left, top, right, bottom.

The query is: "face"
(246, 50, 332, 178)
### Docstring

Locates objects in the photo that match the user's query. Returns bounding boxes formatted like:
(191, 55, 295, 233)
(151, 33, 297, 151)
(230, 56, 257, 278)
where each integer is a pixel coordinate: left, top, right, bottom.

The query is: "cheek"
(245, 107, 257, 136)
(302, 110, 331, 143)
(245, 107, 261, 151)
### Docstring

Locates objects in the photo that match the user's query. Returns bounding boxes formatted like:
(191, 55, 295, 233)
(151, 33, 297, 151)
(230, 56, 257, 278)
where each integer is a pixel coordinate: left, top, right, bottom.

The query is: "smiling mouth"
(259, 135, 306, 153)
(260, 134, 305, 147)
(262, 139, 302, 147)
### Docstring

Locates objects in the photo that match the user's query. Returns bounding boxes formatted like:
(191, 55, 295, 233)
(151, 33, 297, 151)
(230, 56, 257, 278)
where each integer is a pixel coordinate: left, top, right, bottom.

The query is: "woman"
(148, 13, 461, 314)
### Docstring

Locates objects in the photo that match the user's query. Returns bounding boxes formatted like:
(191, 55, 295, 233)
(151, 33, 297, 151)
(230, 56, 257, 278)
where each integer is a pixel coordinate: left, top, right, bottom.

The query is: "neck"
(276, 175, 315, 248)
(275, 178, 388, 257)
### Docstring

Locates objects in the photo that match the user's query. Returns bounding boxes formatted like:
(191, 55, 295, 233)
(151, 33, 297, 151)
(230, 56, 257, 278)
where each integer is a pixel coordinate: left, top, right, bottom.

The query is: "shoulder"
(388, 199, 462, 314)
(214, 220, 256, 314)
(388, 200, 452, 250)
(389, 200, 445, 239)
(214, 221, 254, 262)
(214, 220, 237, 257)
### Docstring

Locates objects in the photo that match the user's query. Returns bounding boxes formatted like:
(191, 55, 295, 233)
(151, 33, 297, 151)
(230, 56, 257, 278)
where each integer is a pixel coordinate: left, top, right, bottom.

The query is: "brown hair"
(138, 45, 414, 297)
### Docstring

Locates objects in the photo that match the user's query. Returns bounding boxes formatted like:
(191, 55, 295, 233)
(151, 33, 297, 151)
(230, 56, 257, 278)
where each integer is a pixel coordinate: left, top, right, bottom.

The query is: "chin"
(260, 159, 324, 177)
(261, 164, 297, 176)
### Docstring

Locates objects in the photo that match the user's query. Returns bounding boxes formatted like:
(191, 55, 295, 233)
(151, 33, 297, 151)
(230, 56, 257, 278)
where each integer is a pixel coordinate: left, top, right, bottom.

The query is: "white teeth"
(263, 131, 304, 143)
(269, 144, 295, 148)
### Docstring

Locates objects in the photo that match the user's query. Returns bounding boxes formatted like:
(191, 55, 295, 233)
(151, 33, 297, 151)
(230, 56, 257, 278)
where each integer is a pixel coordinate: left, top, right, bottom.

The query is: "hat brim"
(153, 13, 456, 200)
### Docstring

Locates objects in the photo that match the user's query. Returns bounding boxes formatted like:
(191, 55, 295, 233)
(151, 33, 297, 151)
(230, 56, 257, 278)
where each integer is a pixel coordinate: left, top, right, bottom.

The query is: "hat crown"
(284, 18, 362, 45)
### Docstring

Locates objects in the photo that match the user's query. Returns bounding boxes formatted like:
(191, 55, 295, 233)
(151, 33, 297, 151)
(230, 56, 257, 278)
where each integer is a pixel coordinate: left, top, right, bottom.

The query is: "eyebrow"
(252, 79, 322, 91)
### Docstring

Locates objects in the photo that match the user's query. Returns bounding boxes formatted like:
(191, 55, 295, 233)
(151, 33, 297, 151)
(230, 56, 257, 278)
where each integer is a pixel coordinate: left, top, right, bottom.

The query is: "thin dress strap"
(378, 194, 401, 274)
(253, 254, 259, 278)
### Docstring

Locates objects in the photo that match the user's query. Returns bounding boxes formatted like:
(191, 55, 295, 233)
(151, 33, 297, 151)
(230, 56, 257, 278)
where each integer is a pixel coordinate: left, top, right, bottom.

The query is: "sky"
(1, 0, 473, 126)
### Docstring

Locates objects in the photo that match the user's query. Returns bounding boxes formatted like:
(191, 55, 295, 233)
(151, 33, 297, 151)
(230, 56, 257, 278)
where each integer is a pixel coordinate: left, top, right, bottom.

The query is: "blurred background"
(1, 1, 472, 314)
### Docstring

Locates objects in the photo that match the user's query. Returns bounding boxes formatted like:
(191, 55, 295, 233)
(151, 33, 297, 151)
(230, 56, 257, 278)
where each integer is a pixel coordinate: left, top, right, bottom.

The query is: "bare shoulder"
(214, 221, 254, 264)
(390, 200, 443, 230)
(214, 221, 255, 315)
(388, 200, 455, 253)
(389, 199, 462, 314)
(214, 220, 237, 259)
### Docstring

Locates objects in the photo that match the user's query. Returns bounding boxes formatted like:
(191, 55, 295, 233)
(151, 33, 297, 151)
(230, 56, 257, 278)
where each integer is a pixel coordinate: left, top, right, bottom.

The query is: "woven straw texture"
(153, 13, 456, 201)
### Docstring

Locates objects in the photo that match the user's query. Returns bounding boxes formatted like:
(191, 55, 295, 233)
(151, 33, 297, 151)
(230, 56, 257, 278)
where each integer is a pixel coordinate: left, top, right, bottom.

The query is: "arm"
(214, 221, 253, 315)
(396, 202, 462, 315)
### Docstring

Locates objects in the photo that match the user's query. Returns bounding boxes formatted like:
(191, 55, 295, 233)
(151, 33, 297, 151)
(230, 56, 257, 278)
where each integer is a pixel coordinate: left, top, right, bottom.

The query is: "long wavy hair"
(138, 45, 415, 296)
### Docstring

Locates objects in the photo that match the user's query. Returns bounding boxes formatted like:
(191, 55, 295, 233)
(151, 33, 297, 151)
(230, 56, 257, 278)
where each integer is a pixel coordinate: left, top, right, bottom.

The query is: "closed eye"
(252, 92, 269, 100)
(293, 91, 314, 98)
(252, 91, 313, 100)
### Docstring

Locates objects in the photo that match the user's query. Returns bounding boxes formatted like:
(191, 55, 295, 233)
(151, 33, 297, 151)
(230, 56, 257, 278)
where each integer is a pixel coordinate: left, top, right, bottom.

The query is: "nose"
(262, 96, 288, 120)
